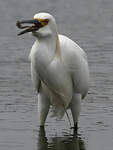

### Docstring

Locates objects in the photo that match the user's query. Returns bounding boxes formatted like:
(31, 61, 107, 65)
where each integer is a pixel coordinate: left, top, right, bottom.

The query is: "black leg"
(40, 125, 44, 128)
(70, 122, 78, 134)
(74, 122, 78, 134)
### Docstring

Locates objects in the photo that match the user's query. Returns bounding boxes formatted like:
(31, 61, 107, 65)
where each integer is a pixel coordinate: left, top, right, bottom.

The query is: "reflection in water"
(37, 127, 85, 150)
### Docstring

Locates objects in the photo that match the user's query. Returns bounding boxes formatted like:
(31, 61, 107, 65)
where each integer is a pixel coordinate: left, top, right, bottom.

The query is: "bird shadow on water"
(36, 127, 86, 150)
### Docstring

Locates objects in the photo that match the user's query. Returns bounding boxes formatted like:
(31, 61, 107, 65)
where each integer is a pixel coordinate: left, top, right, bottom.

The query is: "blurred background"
(0, 0, 113, 150)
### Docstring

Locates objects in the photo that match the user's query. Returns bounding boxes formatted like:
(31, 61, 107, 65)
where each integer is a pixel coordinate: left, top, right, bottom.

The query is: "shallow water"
(0, 0, 113, 150)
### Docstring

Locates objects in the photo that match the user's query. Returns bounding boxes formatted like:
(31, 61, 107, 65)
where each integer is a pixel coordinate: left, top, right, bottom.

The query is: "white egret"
(16, 12, 90, 133)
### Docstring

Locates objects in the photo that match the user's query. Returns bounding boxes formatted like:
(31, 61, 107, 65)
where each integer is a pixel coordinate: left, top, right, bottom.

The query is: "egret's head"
(16, 12, 57, 36)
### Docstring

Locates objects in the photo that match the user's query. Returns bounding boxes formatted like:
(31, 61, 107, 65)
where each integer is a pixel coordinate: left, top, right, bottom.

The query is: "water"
(0, 0, 113, 149)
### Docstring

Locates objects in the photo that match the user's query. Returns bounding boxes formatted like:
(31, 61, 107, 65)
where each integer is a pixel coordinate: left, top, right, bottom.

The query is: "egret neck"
(31, 23, 61, 67)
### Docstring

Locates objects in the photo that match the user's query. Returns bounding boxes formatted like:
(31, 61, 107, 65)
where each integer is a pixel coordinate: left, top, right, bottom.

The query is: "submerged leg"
(38, 87, 50, 127)
(74, 122, 78, 134)
(70, 93, 81, 134)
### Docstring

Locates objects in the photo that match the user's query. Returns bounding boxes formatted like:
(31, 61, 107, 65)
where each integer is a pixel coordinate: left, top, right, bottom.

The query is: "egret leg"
(70, 93, 81, 134)
(74, 122, 78, 134)
(38, 88, 50, 127)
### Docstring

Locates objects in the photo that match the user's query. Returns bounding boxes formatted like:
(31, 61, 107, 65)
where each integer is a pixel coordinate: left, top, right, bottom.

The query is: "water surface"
(0, 0, 113, 150)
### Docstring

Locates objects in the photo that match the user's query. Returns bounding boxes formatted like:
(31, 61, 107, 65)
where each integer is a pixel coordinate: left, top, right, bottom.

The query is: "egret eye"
(43, 19, 49, 24)
(37, 18, 49, 27)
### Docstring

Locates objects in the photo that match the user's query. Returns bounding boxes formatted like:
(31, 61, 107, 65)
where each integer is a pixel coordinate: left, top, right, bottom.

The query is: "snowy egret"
(16, 12, 90, 133)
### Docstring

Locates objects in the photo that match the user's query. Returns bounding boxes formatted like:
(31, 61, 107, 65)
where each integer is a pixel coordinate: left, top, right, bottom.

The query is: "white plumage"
(17, 12, 90, 131)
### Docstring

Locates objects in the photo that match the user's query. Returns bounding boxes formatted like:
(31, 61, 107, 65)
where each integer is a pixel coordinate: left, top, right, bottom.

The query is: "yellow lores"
(37, 18, 49, 27)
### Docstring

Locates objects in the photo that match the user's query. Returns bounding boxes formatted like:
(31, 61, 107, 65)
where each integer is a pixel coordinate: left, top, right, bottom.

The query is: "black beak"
(16, 19, 42, 36)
